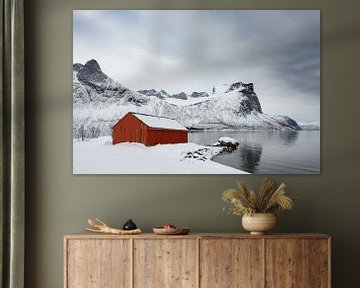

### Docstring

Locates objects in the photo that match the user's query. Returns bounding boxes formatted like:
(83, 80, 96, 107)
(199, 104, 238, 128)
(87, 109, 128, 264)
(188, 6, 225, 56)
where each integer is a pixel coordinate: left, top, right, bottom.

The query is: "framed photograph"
(72, 10, 320, 174)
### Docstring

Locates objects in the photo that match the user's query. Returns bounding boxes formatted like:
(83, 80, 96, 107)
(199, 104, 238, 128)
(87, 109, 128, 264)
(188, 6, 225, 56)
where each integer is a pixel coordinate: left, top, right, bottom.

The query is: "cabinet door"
(266, 239, 315, 288)
(309, 239, 330, 288)
(134, 239, 198, 288)
(66, 239, 131, 288)
(200, 239, 264, 288)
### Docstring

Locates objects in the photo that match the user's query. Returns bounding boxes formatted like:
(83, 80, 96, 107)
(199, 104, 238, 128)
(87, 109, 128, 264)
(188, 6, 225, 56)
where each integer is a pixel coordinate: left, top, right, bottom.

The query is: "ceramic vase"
(242, 213, 276, 235)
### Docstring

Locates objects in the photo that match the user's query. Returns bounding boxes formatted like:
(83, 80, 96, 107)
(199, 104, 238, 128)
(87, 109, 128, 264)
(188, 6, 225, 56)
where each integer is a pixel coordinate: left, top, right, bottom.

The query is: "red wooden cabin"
(112, 112, 188, 146)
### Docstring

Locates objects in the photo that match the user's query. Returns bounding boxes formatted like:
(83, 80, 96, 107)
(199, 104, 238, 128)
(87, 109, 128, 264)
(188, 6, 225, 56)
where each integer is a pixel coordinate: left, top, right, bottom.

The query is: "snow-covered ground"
(73, 137, 247, 174)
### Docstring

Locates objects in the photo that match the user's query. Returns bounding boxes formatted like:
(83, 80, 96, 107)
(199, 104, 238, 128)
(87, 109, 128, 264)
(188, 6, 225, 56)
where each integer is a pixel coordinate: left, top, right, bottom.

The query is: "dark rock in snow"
(226, 81, 243, 92)
(242, 83, 254, 92)
(172, 92, 188, 100)
(226, 81, 262, 114)
(190, 91, 209, 98)
(184, 148, 210, 161)
(137, 89, 171, 99)
(214, 137, 239, 151)
(77, 59, 109, 84)
(227, 82, 254, 94)
(238, 91, 263, 114)
(73, 63, 84, 73)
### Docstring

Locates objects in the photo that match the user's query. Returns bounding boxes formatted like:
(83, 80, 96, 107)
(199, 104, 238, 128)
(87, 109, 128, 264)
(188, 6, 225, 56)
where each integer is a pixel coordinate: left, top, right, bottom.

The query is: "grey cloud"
(73, 10, 320, 122)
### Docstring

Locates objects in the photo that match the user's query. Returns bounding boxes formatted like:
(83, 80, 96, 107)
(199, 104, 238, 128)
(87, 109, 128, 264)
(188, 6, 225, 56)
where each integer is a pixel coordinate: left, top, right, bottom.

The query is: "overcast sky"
(73, 10, 320, 123)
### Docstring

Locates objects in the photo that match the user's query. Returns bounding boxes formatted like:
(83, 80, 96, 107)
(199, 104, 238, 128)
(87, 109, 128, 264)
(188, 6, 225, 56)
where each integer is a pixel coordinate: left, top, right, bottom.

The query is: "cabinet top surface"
(64, 232, 330, 240)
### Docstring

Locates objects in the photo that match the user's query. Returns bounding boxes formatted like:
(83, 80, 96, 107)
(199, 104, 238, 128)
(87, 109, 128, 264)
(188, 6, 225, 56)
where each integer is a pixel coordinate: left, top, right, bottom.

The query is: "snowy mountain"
(73, 59, 139, 105)
(171, 92, 188, 100)
(73, 59, 301, 137)
(190, 91, 209, 98)
(298, 122, 320, 130)
(137, 89, 171, 99)
(137, 89, 210, 100)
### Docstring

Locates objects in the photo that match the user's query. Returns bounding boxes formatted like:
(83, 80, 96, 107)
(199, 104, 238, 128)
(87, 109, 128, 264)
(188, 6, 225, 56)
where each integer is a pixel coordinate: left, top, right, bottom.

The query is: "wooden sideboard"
(64, 233, 330, 288)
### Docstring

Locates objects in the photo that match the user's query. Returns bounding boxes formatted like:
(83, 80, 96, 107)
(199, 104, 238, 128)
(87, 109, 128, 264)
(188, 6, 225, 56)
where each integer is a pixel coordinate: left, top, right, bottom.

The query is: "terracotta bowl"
(153, 227, 190, 235)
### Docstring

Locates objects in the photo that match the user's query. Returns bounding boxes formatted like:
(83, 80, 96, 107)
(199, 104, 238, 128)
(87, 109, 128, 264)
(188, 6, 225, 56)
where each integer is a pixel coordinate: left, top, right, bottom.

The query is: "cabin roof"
(132, 113, 187, 131)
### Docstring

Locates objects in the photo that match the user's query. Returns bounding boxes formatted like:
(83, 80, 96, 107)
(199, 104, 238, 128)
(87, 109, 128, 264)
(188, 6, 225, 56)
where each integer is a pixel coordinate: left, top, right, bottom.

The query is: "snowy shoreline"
(73, 136, 248, 174)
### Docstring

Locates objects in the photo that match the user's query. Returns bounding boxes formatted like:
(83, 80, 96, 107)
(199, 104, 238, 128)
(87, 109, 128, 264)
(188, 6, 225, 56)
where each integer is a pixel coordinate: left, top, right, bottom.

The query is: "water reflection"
(239, 143, 263, 173)
(278, 130, 299, 146)
(213, 142, 263, 173)
(189, 130, 320, 174)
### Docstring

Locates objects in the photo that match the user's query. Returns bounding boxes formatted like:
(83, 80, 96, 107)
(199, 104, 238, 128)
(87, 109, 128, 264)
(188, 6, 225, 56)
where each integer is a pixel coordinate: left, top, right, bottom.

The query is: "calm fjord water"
(189, 130, 320, 174)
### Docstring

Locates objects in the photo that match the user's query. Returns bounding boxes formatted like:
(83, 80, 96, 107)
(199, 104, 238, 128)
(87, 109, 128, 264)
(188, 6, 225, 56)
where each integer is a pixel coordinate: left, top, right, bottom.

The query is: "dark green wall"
(24, 0, 360, 287)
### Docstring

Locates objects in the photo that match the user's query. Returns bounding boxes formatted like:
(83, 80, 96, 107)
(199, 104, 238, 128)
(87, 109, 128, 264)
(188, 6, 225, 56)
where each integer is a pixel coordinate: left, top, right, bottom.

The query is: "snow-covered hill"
(298, 122, 320, 130)
(73, 59, 301, 137)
